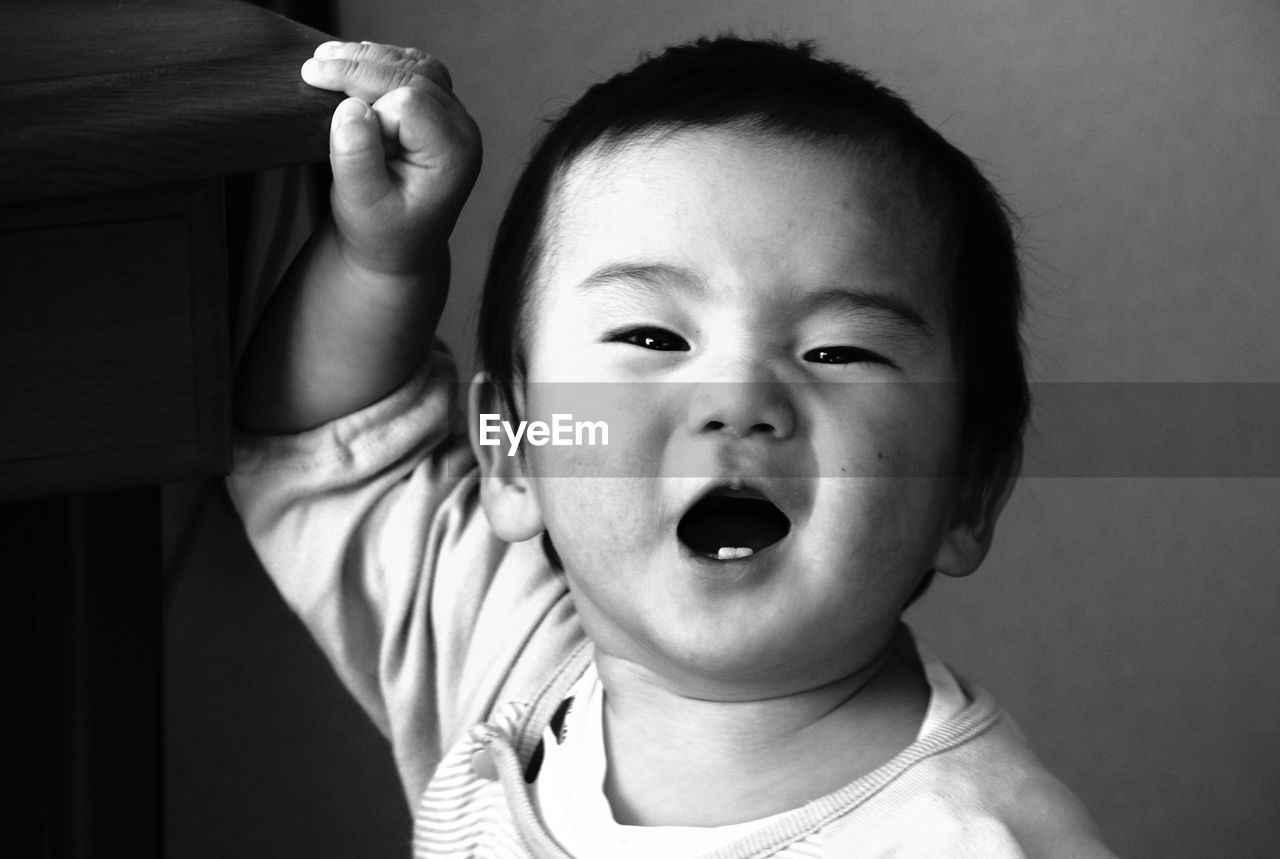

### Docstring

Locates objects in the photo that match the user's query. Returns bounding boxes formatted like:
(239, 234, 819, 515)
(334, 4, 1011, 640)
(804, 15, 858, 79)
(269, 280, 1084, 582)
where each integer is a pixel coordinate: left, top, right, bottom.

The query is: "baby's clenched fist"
(302, 41, 481, 277)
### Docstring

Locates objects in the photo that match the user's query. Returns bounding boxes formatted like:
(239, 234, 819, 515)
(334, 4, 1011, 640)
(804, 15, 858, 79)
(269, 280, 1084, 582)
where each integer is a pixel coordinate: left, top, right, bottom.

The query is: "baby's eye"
(804, 346, 895, 367)
(607, 327, 690, 351)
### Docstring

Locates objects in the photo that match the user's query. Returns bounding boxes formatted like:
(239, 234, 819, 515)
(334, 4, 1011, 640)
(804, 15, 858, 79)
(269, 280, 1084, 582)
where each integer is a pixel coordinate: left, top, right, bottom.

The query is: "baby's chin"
(566, 554, 903, 690)
(595, 623, 897, 704)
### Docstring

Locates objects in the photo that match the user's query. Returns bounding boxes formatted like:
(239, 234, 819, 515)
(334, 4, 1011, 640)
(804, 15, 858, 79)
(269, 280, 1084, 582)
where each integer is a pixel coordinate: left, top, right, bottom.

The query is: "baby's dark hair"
(479, 35, 1028, 519)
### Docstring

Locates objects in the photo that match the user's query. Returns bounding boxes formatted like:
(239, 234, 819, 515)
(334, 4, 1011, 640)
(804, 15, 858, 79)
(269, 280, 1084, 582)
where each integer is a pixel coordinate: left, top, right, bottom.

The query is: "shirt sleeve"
(226, 345, 575, 805)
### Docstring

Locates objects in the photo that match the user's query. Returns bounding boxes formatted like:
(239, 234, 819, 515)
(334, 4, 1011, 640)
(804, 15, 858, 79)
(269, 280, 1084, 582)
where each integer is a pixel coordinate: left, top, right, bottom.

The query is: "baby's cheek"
(820, 382, 959, 479)
(521, 382, 661, 479)
(533, 477, 664, 558)
(816, 478, 944, 573)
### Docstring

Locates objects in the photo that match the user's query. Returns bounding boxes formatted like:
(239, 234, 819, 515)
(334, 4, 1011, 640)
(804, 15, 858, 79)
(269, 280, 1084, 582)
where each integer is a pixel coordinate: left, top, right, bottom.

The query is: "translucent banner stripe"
(443, 383, 1280, 478)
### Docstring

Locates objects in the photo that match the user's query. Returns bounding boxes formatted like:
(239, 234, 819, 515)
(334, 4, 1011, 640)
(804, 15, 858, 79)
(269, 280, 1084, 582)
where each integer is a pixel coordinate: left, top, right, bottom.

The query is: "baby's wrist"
(329, 225, 450, 292)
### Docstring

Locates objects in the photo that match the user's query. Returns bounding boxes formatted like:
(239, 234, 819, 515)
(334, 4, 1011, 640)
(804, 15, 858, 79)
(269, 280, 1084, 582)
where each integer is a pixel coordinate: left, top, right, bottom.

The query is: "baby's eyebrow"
(799, 288, 932, 339)
(575, 262, 706, 298)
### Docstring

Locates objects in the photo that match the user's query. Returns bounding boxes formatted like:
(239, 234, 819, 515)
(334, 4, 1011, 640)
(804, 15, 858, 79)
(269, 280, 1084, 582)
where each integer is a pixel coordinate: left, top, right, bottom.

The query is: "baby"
(230, 36, 1115, 857)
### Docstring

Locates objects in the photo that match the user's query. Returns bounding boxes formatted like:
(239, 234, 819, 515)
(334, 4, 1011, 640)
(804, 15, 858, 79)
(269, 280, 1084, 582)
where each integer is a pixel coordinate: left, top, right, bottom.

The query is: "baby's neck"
(595, 627, 929, 827)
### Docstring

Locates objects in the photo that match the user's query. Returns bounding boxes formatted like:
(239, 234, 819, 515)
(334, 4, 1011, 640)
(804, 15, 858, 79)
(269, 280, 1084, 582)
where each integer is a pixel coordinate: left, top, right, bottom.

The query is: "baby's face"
(509, 128, 974, 697)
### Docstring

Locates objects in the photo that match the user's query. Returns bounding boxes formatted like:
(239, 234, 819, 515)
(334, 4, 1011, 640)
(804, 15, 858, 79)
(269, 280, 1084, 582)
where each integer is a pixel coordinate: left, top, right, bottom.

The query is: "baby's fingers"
(302, 40, 452, 102)
(328, 97, 392, 212)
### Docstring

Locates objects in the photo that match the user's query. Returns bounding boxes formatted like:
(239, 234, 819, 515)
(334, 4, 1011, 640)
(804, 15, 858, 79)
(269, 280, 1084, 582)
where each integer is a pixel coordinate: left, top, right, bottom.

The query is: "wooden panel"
(0, 0, 342, 202)
(0, 182, 228, 499)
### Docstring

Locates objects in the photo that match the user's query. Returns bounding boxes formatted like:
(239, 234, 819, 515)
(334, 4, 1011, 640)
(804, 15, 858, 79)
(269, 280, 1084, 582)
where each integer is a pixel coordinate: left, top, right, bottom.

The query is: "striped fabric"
(411, 701, 834, 859)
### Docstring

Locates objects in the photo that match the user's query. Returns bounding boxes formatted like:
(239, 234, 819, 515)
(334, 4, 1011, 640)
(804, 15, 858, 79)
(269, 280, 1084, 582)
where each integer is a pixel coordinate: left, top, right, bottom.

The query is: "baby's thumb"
(329, 97, 391, 210)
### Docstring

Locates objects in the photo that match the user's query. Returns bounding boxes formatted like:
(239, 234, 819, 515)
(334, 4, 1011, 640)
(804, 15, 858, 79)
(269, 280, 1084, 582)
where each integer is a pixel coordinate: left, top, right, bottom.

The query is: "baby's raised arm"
(234, 41, 480, 434)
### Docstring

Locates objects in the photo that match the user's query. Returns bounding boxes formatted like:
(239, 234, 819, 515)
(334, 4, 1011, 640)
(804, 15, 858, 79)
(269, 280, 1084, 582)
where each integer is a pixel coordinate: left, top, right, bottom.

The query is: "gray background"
(165, 1, 1280, 856)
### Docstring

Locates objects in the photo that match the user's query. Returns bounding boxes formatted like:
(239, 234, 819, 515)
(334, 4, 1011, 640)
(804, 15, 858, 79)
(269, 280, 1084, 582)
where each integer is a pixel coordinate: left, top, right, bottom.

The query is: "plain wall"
(167, 1, 1280, 856)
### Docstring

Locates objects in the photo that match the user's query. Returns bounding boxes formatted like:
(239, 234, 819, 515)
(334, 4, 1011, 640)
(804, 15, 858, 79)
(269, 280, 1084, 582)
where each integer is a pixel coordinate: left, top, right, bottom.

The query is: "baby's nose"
(685, 379, 796, 440)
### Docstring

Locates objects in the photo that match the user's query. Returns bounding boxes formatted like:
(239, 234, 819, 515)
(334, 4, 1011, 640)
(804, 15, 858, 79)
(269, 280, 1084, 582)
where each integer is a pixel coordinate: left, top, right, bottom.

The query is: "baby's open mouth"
(676, 487, 792, 560)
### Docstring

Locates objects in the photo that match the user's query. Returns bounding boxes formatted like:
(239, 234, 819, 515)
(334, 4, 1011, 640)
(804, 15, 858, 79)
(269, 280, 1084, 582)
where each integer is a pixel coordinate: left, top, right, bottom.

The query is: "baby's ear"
(468, 372, 544, 543)
(931, 452, 1020, 579)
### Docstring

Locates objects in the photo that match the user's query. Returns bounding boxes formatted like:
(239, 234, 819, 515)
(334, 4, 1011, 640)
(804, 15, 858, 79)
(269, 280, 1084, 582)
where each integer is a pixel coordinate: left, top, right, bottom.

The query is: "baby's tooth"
(716, 547, 754, 560)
